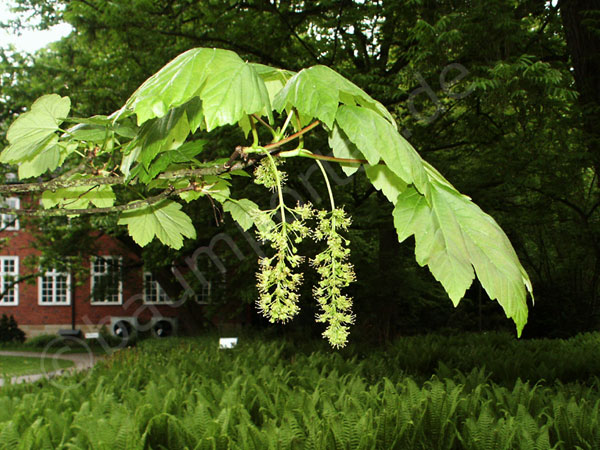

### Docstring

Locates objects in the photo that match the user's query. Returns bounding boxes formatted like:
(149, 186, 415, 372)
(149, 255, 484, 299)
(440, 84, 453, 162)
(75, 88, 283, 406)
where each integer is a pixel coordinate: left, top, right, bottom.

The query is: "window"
(91, 257, 122, 304)
(39, 268, 70, 305)
(1, 197, 19, 231)
(143, 273, 172, 304)
(0, 257, 18, 305)
(143, 274, 164, 304)
(197, 280, 211, 304)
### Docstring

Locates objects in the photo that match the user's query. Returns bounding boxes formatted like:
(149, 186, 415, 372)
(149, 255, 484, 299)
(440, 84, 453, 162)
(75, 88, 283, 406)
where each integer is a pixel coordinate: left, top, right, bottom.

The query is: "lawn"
(0, 332, 599, 449)
(0, 355, 74, 377)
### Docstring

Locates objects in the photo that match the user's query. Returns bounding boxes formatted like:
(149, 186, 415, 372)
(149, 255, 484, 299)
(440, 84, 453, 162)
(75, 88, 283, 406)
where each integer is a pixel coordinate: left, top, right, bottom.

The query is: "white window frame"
(1, 197, 19, 231)
(90, 256, 123, 305)
(0, 256, 19, 306)
(143, 272, 174, 305)
(196, 280, 212, 304)
(38, 268, 71, 306)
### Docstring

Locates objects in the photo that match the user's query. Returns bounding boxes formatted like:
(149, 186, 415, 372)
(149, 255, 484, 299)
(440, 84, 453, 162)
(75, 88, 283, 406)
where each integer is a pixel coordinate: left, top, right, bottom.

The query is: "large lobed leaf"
(251, 64, 296, 106)
(0, 94, 72, 178)
(327, 101, 531, 334)
(42, 184, 116, 210)
(273, 65, 396, 128)
(328, 125, 363, 176)
(137, 106, 191, 168)
(223, 198, 275, 234)
(222, 199, 262, 231)
(124, 48, 273, 130)
(17, 136, 62, 179)
(118, 200, 196, 250)
(393, 182, 532, 335)
(335, 105, 429, 196)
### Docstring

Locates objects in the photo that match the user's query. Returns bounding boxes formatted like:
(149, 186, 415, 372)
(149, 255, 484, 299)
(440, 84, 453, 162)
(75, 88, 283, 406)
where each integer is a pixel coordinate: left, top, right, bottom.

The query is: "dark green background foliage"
(1, 0, 600, 337)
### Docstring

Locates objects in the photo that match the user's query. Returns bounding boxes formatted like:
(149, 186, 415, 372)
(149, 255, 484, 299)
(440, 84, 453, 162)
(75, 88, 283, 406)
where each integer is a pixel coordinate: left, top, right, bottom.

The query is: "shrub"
(0, 314, 25, 343)
(24, 334, 59, 349)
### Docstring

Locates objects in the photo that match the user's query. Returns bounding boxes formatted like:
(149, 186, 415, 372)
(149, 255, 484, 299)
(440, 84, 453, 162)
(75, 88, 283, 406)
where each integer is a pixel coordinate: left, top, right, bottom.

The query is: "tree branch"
(0, 185, 196, 216)
(276, 149, 370, 165)
(0, 159, 252, 194)
(261, 120, 321, 151)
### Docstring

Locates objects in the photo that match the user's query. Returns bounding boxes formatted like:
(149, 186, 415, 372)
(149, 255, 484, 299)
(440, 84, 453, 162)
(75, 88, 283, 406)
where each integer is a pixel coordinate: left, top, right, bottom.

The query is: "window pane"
(144, 273, 170, 303)
(39, 270, 69, 304)
(0, 257, 18, 305)
(91, 257, 121, 303)
(1, 197, 19, 230)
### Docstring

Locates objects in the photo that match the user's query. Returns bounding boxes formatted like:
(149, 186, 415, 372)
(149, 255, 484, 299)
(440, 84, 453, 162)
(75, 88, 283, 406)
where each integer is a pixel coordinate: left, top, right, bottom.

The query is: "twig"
(0, 185, 192, 217)
(0, 160, 252, 194)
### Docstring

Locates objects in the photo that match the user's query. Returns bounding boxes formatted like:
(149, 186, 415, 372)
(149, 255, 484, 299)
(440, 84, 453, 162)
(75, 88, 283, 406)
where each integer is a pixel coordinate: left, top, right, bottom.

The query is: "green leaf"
(169, 140, 206, 162)
(335, 105, 429, 196)
(117, 200, 196, 249)
(200, 53, 273, 131)
(124, 49, 213, 124)
(204, 179, 231, 203)
(137, 106, 191, 169)
(115, 124, 138, 139)
(393, 182, 532, 335)
(1, 94, 70, 163)
(41, 184, 115, 210)
(17, 135, 61, 179)
(222, 199, 263, 231)
(251, 63, 296, 107)
(90, 185, 117, 208)
(121, 144, 141, 178)
(238, 114, 252, 138)
(67, 123, 111, 143)
(185, 97, 204, 134)
(180, 177, 231, 203)
(273, 65, 396, 129)
(178, 190, 204, 203)
(124, 48, 272, 130)
(229, 169, 251, 177)
(143, 140, 206, 183)
(18, 140, 77, 179)
(365, 165, 407, 204)
(328, 125, 363, 176)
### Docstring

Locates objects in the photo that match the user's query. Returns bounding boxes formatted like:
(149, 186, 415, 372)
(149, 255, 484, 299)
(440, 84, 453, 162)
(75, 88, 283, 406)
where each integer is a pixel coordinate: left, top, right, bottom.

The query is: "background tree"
(1, 0, 598, 339)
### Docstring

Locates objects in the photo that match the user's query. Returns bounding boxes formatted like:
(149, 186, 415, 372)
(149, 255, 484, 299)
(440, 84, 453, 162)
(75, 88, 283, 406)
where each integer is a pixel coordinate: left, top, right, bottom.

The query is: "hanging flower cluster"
(253, 153, 356, 347)
(311, 208, 356, 347)
(254, 207, 311, 322)
(254, 157, 308, 322)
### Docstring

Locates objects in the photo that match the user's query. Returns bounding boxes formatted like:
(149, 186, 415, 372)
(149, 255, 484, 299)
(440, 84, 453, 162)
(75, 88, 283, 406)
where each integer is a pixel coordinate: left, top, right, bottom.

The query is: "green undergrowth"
(0, 332, 599, 449)
(359, 331, 600, 386)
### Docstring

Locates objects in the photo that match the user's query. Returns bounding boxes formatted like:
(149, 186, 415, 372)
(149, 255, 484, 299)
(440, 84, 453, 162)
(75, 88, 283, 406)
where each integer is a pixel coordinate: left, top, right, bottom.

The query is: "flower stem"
(264, 150, 286, 226)
(250, 115, 260, 147)
(316, 160, 335, 211)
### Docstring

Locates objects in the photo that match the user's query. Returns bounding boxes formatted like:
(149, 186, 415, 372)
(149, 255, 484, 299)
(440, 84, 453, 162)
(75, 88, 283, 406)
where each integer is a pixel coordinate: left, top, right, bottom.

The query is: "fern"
(460, 405, 515, 450)
(1, 334, 600, 448)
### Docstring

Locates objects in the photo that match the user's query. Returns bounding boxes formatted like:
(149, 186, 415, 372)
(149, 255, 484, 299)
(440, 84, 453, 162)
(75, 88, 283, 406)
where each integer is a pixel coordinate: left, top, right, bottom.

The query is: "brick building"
(0, 195, 204, 338)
